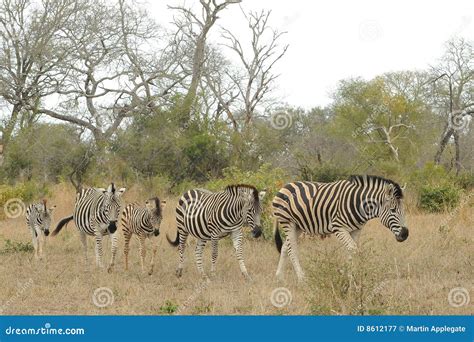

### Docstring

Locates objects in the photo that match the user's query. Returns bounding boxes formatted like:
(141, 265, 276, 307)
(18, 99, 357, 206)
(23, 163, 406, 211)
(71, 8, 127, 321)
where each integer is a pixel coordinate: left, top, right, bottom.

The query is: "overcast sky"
(150, 0, 474, 109)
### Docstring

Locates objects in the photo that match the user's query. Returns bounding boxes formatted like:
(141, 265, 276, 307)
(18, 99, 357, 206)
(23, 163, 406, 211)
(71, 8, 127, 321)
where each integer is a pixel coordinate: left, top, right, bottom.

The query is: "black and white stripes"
(272, 175, 409, 281)
(122, 197, 166, 275)
(25, 200, 56, 259)
(51, 183, 126, 271)
(167, 185, 266, 280)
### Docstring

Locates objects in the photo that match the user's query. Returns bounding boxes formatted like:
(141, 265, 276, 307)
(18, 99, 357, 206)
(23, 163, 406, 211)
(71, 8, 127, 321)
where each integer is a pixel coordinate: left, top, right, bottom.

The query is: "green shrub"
(0, 239, 34, 254)
(159, 300, 179, 314)
(419, 185, 462, 212)
(299, 163, 349, 183)
(0, 182, 50, 219)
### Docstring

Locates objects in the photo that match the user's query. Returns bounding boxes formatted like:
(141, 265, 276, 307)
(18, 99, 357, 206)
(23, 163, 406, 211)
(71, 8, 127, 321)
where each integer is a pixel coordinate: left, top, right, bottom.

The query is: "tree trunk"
(434, 126, 454, 165)
(1, 103, 22, 155)
(453, 130, 461, 174)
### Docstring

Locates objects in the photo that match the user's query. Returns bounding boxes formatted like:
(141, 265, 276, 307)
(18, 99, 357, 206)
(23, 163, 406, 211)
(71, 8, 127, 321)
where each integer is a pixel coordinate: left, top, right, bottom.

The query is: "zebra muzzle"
(252, 226, 263, 238)
(108, 221, 118, 234)
(44, 229, 50, 236)
(396, 227, 409, 242)
(154, 229, 160, 237)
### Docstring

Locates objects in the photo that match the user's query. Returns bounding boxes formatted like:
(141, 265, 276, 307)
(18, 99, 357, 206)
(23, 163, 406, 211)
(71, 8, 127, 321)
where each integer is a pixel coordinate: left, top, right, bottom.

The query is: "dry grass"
(0, 183, 472, 315)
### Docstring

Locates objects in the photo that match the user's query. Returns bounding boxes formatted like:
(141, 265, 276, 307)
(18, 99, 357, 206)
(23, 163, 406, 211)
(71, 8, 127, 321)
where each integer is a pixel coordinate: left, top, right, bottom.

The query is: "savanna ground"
(0, 184, 472, 315)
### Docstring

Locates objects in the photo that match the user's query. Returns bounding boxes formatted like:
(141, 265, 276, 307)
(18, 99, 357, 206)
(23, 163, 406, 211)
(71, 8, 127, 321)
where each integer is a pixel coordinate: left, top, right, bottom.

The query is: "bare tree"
(169, 0, 241, 121)
(431, 38, 474, 174)
(220, 9, 288, 129)
(0, 0, 81, 152)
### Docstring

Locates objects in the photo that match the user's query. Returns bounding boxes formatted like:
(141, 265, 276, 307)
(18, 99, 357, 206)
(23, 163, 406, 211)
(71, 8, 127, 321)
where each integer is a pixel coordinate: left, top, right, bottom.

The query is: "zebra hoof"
(176, 268, 183, 278)
(107, 266, 113, 273)
(243, 273, 253, 282)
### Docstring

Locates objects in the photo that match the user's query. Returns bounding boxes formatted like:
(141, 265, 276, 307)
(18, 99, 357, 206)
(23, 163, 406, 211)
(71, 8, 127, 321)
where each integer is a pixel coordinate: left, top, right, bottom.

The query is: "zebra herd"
(24, 175, 409, 281)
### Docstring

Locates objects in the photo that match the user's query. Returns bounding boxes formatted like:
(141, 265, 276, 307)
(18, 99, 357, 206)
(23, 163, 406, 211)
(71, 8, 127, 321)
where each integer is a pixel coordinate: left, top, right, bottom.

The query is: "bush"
(419, 185, 462, 212)
(0, 239, 34, 254)
(299, 163, 349, 183)
(0, 182, 50, 219)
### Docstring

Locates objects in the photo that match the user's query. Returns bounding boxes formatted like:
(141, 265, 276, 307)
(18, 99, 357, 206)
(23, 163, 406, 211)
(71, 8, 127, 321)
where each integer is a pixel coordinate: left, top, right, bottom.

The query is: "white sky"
(151, 1, 472, 108)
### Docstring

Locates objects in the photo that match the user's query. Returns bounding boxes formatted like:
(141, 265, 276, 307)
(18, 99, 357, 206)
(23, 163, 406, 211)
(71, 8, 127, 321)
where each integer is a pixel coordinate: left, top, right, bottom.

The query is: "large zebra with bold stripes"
(167, 185, 266, 281)
(122, 197, 166, 275)
(51, 183, 126, 272)
(26, 200, 56, 259)
(272, 175, 409, 282)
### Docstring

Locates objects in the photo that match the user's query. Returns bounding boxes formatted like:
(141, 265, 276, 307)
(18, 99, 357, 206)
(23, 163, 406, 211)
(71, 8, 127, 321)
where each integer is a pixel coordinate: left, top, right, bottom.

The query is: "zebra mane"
(225, 184, 259, 203)
(348, 175, 403, 199)
(148, 197, 162, 217)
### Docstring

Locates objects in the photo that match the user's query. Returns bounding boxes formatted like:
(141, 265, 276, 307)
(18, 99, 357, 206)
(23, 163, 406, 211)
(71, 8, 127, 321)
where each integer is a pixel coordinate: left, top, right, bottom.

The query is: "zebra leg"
(176, 232, 188, 278)
(334, 228, 358, 252)
(123, 231, 132, 271)
(231, 230, 251, 281)
(138, 235, 147, 273)
(94, 232, 104, 268)
(275, 238, 289, 280)
(79, 231, 88, 266)
(210, 237, 219, 278)
(30, 228, 39, 259)
(286, 224, 305, 282)
(107, 232, 118, 273)
(195, 239, 208, 279)
(148, 238, 158, 276)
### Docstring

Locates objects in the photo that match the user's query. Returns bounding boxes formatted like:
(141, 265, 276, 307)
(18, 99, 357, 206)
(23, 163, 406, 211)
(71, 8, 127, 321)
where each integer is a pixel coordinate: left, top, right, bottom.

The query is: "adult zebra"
(26, 200, 56, 259)
(51, 183, 126, 272)
(167, 185, 266, 280)
(272, 175, 409, 282)
(122, 197, 166, 275)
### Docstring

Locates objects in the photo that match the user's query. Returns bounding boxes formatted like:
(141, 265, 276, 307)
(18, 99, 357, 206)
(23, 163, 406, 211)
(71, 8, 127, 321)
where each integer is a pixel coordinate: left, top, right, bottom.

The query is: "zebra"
(272, 175, 409, 282)
(51, 183, 126, 272)
(166, 185, 266, 281)
(122, 197, 166, 275)
(25, 199, 56, 259)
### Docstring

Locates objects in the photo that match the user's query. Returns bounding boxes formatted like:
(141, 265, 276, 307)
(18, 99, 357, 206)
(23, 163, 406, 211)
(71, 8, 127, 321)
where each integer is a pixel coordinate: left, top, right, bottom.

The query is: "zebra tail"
(51, 215, 73, 236)
(166, 230, 180, 247)
(274, 219, 283, 254)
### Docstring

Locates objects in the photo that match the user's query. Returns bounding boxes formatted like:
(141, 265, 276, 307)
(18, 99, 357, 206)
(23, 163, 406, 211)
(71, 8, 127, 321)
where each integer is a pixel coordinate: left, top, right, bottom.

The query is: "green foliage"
(0, 239, 34, 254)
(299, 163, 349, 183)
(419, 185, 462, 212)
(159, 300, 179, 314)
(0, 182, 49, 219)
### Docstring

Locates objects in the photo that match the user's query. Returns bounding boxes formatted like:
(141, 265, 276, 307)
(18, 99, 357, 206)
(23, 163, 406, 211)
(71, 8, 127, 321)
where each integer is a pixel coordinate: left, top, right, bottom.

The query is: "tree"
(431, 38, 474, 174)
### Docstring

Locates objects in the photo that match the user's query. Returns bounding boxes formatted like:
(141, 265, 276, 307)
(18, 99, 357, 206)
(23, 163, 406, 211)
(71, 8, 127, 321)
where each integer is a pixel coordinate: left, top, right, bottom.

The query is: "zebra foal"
(25, 199, 56, 259)
(51, 183, 126, 272)
(272, 175, 409, 282)
(122, 197, 166, 275)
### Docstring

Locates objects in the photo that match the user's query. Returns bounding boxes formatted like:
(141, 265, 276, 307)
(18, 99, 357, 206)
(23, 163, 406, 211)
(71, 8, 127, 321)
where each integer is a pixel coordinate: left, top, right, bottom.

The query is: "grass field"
(0, 184, 472, 315)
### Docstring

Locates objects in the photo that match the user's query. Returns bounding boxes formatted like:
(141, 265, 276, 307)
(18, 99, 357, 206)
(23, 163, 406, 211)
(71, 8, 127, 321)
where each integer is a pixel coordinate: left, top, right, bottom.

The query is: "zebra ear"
(49, 205, 57, 213)
(116, 188, 126, 196)
(259, 190, 267, 201)
(386, 184, 396, 199)
(160, 200, 167, 209)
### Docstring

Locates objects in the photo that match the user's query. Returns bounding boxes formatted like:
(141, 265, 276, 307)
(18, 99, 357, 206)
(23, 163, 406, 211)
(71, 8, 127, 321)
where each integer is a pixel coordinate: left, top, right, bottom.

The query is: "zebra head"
(378, 183, 409, 242)
(241, 187, 267, 238)
(101, 183, 126, 234)
(39, 199, 56, 236)
(145, 197, 166, 236)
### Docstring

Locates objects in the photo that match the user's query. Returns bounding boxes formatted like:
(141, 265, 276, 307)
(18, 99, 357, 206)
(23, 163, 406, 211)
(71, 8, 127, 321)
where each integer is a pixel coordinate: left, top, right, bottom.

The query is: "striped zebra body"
(167, 185, 266, 280)
(272, 175, 409, 282)
(25, 200, 56, 259)
(51, 183, 126, 272)
(122, 198, 166, 275)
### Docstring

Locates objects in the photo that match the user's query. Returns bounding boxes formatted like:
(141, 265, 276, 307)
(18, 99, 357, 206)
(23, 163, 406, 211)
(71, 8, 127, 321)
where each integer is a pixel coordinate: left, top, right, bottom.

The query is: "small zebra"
(272, 175, 409, 282)
(51, 183, 126, 272)
(167, 185, 266, 280)
(26, 199, 56, 259)
(122, 197, 166, 275)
